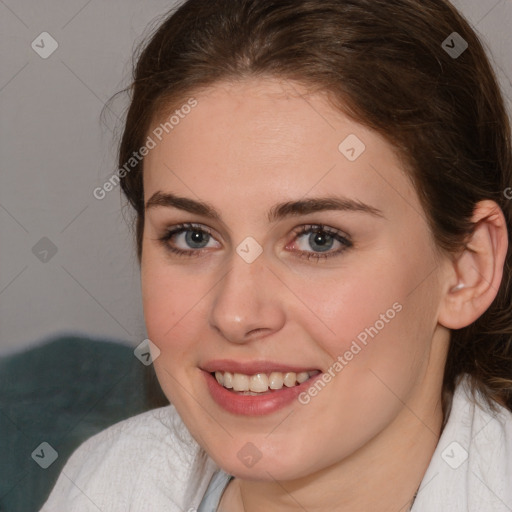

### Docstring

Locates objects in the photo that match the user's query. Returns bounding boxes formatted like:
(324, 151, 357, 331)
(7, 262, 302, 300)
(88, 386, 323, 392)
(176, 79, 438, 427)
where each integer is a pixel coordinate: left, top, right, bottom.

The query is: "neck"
(220, 381, 444, 512)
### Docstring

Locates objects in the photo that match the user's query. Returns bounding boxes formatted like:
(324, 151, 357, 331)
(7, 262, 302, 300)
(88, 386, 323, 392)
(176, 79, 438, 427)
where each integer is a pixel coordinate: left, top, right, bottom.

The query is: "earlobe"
(438, 200, 508, 330)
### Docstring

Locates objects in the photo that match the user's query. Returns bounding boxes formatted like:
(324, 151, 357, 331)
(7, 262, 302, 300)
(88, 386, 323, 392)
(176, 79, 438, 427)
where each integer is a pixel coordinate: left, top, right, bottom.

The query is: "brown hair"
(114, 0, 512, 420)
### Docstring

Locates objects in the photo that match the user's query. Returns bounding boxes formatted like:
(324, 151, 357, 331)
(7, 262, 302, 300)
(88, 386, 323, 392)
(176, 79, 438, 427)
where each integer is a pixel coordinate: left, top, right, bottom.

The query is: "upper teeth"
(214, 370, 319, 393)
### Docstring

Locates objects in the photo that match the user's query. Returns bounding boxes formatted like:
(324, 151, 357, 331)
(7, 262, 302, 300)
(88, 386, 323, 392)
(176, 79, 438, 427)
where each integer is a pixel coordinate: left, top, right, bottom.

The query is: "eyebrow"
(145, 191, 384, 222)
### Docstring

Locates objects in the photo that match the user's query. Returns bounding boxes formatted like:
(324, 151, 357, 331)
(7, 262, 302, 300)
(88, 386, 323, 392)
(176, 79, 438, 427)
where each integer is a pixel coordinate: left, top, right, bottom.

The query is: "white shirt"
(40, 375, 512, 511)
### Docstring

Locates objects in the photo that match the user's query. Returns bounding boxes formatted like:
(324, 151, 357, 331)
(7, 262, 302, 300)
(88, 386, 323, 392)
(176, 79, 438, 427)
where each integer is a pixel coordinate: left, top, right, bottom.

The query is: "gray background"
(1, 0, 511, 356)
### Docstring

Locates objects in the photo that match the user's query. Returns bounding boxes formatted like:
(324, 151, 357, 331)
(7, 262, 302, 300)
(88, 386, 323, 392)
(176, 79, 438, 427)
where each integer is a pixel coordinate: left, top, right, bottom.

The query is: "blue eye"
(291, 224, 352, 261)
(158, 223, 216, 257)
(175, 227, 211, 249)
(158, 222, 352, 261)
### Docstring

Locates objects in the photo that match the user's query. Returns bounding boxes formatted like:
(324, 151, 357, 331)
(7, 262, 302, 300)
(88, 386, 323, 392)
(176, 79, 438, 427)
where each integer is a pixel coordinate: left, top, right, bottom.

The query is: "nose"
(208, 248, 286, 344)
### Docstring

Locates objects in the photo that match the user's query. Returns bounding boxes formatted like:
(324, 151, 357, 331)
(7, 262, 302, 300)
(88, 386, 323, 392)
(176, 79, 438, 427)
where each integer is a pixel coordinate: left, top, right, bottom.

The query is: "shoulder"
(412, 375, 512, 512)
(40, 405, 218, 512)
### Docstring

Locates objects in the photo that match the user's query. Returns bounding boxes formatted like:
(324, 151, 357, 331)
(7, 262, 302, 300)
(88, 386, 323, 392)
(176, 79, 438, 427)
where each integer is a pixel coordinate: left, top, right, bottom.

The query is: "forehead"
(142, 77, 417, 222)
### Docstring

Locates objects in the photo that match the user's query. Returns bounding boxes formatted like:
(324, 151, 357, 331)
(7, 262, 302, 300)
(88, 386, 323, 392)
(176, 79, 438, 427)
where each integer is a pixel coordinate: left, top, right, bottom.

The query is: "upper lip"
(201, 359, 320, 375)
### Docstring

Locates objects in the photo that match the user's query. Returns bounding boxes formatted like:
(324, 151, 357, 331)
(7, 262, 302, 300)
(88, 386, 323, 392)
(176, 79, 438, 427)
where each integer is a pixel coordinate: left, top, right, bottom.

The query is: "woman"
(41, 0, 512, 510)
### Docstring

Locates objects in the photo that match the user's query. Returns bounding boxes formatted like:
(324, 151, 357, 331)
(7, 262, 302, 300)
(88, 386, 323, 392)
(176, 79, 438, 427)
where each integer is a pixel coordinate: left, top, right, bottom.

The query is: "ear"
(438, 200, 509, 330)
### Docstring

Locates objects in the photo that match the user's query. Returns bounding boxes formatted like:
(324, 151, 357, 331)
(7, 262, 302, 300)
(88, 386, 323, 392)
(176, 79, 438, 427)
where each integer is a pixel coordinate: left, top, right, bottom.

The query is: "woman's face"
(141, 77, 451, 480)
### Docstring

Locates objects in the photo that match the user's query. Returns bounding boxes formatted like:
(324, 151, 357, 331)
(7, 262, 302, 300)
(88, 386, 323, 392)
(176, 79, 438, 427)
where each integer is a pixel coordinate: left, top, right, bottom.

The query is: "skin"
(140, 77, 507, 511)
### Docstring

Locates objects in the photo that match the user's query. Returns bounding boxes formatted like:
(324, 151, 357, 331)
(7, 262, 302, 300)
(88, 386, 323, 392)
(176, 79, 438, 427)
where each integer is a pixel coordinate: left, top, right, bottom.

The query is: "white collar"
(411, 376, 512, 511)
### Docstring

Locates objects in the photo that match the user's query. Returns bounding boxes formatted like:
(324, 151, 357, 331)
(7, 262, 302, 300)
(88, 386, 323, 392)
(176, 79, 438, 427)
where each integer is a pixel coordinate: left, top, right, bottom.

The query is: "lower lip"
(203, 370, 323, 416)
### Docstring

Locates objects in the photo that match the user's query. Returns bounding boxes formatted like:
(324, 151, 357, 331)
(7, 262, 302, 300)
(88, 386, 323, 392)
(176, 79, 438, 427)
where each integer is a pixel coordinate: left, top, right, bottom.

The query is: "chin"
(212, 448, 317, 482)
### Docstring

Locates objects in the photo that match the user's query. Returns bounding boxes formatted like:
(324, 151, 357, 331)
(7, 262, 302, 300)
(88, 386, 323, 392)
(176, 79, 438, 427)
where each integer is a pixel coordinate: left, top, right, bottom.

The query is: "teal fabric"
(0, 334, 162, 512)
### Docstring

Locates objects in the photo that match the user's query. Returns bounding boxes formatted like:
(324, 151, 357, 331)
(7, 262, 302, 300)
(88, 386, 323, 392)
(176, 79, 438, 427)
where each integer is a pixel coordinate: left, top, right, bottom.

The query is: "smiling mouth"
(211, 370, 321, 395)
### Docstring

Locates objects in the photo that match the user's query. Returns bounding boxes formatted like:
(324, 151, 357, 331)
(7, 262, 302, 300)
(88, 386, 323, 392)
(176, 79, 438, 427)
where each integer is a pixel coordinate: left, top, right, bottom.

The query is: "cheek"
(141, 259, 204, 405)
(296, 249, 436, 378)
(141, 251, 203, 360)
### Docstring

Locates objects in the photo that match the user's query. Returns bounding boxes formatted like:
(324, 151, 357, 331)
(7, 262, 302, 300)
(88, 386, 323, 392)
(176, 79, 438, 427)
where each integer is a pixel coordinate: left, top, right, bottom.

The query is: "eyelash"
(157, 222, 353, 262)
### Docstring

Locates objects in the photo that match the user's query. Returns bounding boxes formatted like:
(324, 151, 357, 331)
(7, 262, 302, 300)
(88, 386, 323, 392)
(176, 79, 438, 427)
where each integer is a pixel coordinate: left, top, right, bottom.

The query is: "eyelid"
(291, 224, 351, 241)
(160, 222, 219, 246)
